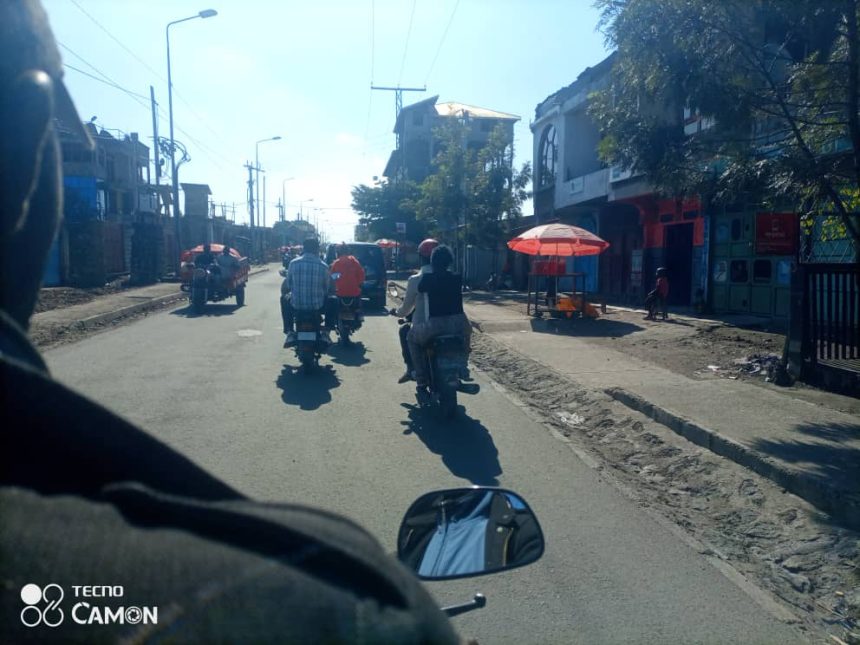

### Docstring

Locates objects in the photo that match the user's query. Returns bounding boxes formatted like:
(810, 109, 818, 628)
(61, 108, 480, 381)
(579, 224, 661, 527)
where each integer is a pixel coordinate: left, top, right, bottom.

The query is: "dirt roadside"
(468, 330, 858, 641)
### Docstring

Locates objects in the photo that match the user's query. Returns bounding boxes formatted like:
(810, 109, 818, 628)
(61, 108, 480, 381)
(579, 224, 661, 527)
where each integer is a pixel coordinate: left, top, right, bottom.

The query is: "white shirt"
(395, 265, 432, 322)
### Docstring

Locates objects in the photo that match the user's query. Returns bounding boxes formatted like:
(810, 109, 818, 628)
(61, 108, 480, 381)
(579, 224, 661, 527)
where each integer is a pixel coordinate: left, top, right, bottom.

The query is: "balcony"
(559, 168, 610, 207)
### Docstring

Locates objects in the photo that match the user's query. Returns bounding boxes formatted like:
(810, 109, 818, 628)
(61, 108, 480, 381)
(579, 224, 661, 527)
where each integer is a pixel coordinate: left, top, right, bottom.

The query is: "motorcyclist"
(330, 244, 366, 324)
(390, 238, 438, 383)
(0, 3, 459, 642)
(411, 245, 472, 400)
(215, 245, 240, 284)
(281, 236, 337, 347)
(195, 243, 216, 267)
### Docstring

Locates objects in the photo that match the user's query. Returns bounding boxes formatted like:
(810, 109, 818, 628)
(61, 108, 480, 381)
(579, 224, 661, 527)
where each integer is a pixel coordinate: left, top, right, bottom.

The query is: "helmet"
(418, 238, 439, 259)
(656, 267, 668, 276)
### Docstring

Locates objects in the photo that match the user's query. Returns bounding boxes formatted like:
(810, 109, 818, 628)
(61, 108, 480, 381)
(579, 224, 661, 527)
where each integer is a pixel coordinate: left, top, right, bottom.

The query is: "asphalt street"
(45, 270, 805, 644)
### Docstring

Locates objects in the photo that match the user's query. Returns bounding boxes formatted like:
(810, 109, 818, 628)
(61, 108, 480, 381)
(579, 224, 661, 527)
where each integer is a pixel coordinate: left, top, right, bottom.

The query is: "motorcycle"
(294, 310, 328, 373)
(393, 313, 479, 418)
(331, 273, 365, 346)
(398, 486, 545, 616)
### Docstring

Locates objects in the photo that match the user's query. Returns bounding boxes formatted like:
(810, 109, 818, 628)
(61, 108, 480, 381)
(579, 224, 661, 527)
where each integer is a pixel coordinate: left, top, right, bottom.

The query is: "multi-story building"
(533, 53, 798, 319)
(383, 95, 519, 183)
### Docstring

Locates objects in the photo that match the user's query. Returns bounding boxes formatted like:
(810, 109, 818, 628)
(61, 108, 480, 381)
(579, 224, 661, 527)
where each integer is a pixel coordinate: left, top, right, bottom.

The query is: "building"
(532, 54, 798, 319)
(383, 96, 519, 183)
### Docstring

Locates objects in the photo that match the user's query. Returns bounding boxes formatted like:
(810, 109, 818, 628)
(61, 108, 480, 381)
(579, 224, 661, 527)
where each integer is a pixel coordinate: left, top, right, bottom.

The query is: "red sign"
(755, 212, 797, 255)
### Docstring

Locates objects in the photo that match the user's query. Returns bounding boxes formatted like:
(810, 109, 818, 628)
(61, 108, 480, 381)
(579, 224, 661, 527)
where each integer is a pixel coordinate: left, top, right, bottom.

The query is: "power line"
(61, 43, 230, 171)
(68, 0, 232, 148)
(398, 0, 418, 86)
(63, 63, 150, 101)
(425, 0, 461, 86)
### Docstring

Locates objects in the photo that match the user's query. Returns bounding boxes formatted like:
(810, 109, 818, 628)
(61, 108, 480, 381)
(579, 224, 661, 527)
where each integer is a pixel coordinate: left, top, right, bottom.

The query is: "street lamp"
(166, 8, 217, 271)
(300, 198, 314, 222)
(254, 135, 281, 260)
(281, 177, 295, 222)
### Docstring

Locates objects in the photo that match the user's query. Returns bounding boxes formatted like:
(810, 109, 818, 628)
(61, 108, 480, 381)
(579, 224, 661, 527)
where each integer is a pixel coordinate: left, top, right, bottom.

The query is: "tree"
(350, 179, 426, 243)
(591, 0, 860, 248)
(413, 119, 531, 268)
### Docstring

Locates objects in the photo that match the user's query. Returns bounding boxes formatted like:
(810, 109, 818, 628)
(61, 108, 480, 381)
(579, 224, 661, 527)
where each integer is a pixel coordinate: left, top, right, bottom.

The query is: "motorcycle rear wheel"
(439, 387, 458, 419)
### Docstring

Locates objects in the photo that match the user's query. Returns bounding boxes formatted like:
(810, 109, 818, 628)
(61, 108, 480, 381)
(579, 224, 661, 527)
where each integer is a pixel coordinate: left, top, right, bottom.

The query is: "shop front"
(710, 209, 795, 320)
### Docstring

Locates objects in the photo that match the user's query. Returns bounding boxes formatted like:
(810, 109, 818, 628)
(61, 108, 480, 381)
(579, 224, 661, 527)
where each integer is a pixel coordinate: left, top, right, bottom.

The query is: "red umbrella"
(375, 238, 399, 248)
(507, 223, 609, 256)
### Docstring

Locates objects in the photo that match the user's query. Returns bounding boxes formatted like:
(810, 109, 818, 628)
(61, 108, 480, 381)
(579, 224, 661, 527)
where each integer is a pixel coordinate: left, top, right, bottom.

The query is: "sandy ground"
(468, 331, 859, 641)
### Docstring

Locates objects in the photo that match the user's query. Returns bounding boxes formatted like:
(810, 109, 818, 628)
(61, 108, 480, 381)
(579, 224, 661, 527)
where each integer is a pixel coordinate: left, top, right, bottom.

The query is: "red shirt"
(330, 256, 365, 297)
(656, 276, 669, 298)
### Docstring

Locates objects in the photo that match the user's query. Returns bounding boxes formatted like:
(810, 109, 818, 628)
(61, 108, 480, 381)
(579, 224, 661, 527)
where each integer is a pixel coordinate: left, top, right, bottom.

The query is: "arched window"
(538, 125, 557, 188)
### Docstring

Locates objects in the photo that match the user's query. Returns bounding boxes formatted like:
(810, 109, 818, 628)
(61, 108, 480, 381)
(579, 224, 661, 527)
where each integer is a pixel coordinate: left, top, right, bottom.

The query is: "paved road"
(46, 270, 804, 644)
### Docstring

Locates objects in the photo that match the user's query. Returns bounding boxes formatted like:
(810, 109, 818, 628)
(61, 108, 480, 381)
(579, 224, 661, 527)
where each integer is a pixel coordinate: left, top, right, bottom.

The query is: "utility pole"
(245, 162, 255, 259)
(150, 86, 161, 215)
(370, 84, 426, 151)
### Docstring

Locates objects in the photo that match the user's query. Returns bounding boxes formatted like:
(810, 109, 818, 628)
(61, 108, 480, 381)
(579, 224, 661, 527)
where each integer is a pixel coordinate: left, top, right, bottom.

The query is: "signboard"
(755, 212, 797, 255)
(395, 222, 406, 234)
(713, 260, 728, 283)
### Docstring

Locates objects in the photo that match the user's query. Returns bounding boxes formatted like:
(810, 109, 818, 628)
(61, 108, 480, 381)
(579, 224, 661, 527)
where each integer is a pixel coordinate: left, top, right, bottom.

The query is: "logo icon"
(20, 583, 64, 627)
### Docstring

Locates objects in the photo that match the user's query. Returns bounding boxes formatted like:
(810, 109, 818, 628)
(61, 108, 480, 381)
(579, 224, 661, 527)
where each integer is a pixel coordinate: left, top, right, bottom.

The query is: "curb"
(605, 386, 860, 531)
(73, 268, 271, 330)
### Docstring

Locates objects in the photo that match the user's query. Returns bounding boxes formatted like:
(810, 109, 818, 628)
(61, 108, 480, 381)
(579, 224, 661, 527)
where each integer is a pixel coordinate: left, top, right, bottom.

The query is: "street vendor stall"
(507, 224, 609, 320)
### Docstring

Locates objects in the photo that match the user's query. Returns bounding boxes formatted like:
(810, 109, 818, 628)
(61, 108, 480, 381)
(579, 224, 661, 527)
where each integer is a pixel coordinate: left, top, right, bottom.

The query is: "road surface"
(45, 269, 804, 644)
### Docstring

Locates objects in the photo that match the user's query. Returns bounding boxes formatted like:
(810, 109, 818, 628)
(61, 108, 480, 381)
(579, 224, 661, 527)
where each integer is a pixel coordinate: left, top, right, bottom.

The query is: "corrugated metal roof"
(435, 102, 519, 121)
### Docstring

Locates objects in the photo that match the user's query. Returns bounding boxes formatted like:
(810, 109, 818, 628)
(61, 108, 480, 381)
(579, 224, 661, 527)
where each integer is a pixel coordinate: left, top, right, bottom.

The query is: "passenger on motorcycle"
(330, 245, 365, 298)
(281, 237, 336, 347)
(216, 245, 240, 280)
(392, 238, 438, 383)
(195, 243, 216, 267)
(410, 244, 472, 396)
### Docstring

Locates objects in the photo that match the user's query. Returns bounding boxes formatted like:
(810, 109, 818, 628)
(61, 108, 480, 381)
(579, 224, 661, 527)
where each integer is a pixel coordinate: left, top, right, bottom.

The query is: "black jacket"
(0, 312, 458, 644)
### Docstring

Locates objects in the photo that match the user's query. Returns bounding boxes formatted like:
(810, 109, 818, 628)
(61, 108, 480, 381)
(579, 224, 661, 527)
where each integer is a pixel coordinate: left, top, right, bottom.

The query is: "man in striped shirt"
(281, 237, 334, 346)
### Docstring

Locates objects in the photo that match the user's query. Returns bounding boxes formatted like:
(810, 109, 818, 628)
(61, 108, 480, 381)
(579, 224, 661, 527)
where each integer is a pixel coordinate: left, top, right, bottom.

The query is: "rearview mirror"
(398, 487, 544, 580)
(279, 269, 287, 277)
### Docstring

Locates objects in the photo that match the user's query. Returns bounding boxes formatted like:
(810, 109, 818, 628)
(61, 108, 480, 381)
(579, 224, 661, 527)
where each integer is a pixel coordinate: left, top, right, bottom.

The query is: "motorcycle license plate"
(436, 355, 466, 371)
(297, 331, 317, 341)
(340, 311, 355, 320)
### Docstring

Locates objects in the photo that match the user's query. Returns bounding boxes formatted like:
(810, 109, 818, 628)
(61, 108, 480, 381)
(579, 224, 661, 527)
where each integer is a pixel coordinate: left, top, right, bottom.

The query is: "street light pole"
(281, 177, 295, 221)
(300, 198, 314, 222)
(166, 8, 217, 272)
(254, 135, 281, 260)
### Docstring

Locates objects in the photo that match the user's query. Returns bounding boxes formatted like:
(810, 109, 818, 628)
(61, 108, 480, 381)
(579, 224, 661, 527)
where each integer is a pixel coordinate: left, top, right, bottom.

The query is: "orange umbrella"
(375, 238, 399, 248)
(508, 223, 609, 256)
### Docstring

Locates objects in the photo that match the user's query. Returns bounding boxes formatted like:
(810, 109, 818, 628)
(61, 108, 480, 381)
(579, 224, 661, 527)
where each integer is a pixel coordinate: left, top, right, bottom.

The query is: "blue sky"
(44, 0, 611, 242)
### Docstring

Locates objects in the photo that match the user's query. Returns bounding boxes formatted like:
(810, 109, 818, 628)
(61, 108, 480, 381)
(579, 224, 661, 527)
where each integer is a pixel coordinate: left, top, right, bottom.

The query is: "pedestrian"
(644, 267, 669, 321)
(0, 4, 459, 642)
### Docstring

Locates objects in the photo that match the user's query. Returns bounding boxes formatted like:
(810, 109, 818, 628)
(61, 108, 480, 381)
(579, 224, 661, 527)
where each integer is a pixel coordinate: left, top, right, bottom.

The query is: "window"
(730, 218, 743, 241)
(730, 260, 748, 283)
(481, 120, 493, 132)
(753, 260, 772, 283)
(538, 125, 557, 188)
(412, 113, 424, 127)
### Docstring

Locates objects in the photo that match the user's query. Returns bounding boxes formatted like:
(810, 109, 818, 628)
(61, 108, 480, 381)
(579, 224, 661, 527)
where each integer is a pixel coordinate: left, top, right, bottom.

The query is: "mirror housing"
(398, 487, 544, 580)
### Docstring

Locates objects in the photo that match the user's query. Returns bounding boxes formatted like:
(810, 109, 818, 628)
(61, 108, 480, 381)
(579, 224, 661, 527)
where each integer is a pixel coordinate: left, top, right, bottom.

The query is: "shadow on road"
(327, 341, 370, 367)
(530, 317, 643, 338)
(276, 364, 340, 411)
(400, 403, 502, 485)
(171, 303, 241, 318)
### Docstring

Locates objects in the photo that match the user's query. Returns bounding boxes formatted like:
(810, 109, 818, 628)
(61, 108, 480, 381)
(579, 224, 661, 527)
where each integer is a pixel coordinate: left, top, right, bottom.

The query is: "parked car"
(325, 242, 387, 309)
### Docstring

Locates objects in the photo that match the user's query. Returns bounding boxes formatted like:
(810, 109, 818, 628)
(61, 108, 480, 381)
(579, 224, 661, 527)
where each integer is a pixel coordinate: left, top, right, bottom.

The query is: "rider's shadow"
(400, 403, 502, 485)
(276, 365, 340, 411)
(327, 341, 370, 367)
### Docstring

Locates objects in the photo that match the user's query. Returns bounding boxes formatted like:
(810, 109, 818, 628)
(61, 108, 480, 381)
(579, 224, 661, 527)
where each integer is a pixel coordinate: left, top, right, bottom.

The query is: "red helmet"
(418, 238, 439, 258)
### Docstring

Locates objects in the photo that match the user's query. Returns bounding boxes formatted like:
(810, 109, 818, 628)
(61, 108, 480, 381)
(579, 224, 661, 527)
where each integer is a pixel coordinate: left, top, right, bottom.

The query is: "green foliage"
(591, 0, 860, 246)
(350, 179, 426, 243)
(412, 119, 531, 249)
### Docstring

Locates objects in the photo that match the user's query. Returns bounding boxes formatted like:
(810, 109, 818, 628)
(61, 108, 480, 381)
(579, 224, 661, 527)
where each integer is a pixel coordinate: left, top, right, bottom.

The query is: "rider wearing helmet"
(391, 238, 438, 383)
(0, 4, 458, 641)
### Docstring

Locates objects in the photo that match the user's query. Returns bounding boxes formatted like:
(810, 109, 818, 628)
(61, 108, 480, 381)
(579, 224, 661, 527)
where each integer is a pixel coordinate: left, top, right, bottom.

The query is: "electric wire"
(425, 0, 461, 86)
(59, 42, 229, 170)
(68, 0, 232, 148)
(397, 0, 418, 86)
